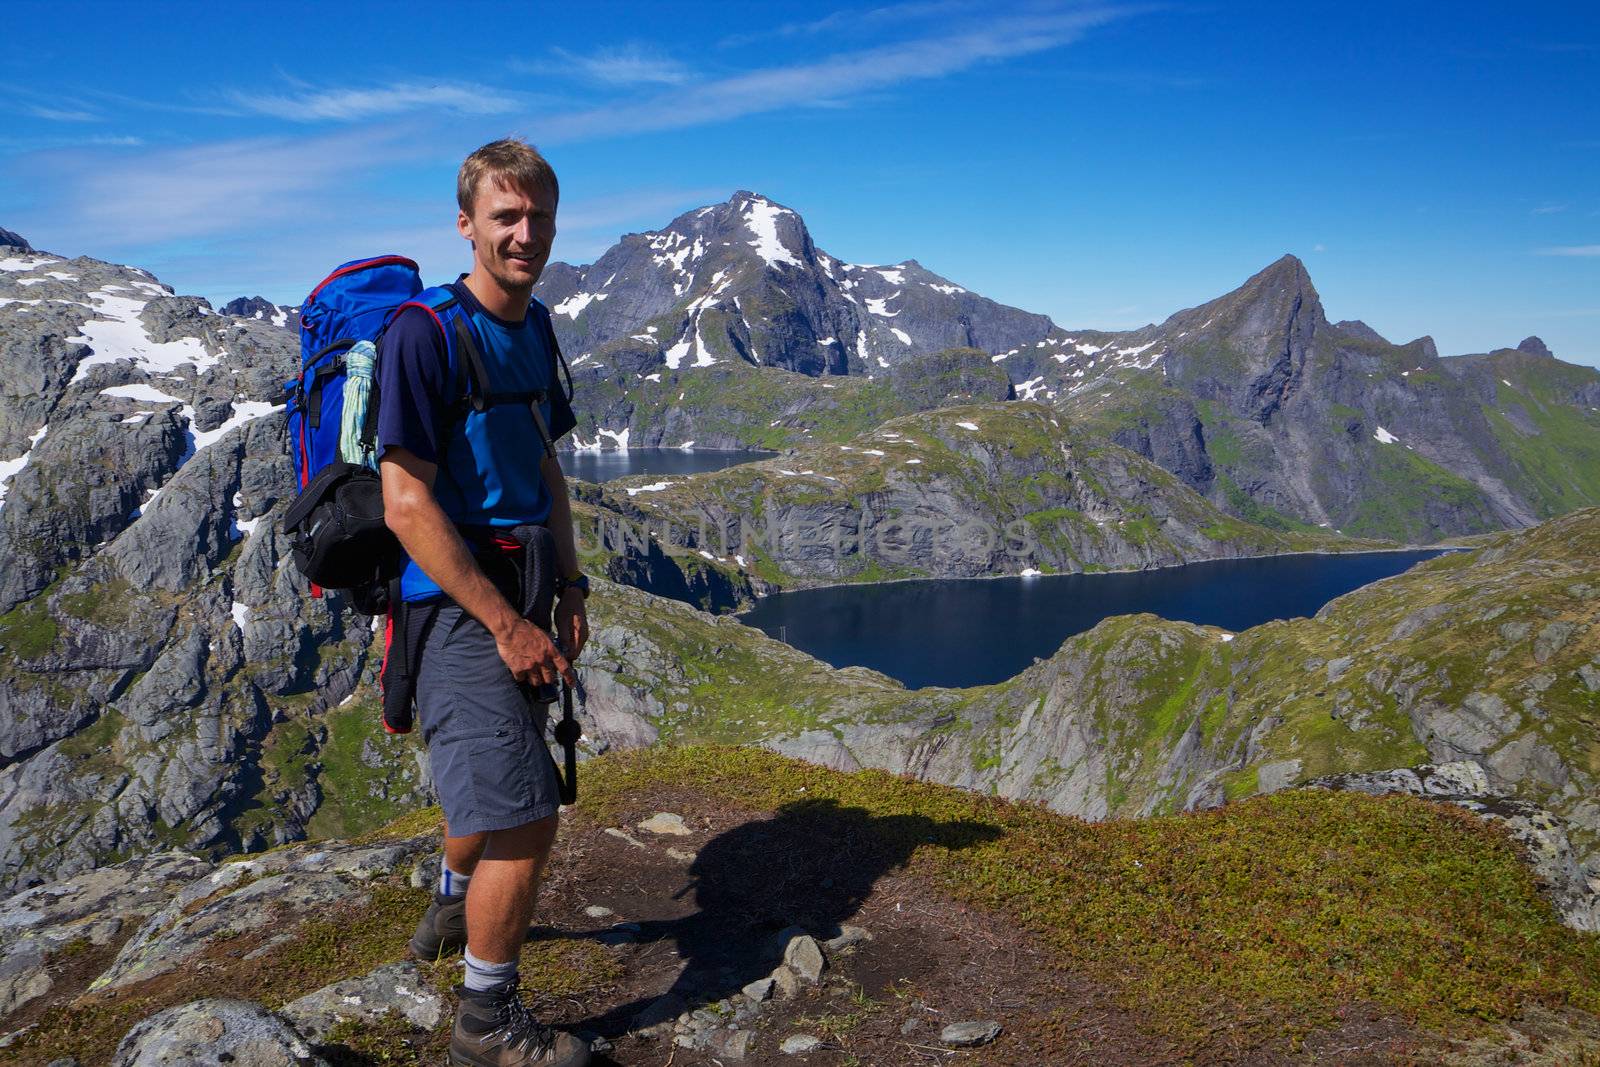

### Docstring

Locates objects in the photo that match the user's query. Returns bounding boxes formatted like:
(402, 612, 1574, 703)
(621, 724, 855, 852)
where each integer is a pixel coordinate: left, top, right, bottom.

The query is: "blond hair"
(456, 138, 559, 215)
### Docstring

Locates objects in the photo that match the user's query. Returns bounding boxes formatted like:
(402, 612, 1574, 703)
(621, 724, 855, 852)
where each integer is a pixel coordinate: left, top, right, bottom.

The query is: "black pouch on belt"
(506, 523, 580, 805)
(379, 579, 437, 735)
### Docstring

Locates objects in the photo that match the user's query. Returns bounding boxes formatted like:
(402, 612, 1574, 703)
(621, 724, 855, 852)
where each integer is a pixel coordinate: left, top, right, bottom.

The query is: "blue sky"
(4, 0, 1597, 364)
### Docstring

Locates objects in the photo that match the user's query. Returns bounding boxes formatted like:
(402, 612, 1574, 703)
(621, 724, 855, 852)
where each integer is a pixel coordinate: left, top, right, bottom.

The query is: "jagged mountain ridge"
(1038, 255, 1600, 541)
(220, 295, 299, 332)
(534, 191, 1058, 384)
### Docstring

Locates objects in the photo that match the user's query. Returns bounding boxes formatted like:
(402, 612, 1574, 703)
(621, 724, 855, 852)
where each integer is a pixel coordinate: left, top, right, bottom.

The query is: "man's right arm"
(381, 450, 572, 687)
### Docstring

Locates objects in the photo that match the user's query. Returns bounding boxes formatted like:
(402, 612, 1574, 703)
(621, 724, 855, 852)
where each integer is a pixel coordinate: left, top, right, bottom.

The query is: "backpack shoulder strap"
(363, 287, 469, 453)
(529, 297, 574, 406)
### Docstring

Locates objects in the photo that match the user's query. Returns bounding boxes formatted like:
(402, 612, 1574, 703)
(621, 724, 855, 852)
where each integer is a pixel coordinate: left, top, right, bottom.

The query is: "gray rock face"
(536, 191, 1056, 384)
(220, 296, 299, 333)
(93, 837, 428, 991)
(279, 961, 445, 1042)
(0, 228, 30, 251)
(110, 998, 326, 1067)
(0, 851, 209, 1017)
(0, 253, 412, 893)
(598, 403, 1317, 586)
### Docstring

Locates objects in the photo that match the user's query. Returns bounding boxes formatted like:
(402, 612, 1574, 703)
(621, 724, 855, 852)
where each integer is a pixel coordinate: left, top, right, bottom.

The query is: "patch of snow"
(696, 549, 716, 561)
(101, 383, 183, 404)
(553, 291, 608, 319)
(876, 268, 905, 284)
(120, 411, 152, 425)
(596, 427, 631, 450)
(0, 255, 62, 271)
(741, 198, 802, 269)
(905, 458, 921, 464)
(861, 448, 886, 456)
(1075, 343, 1102, 355)
(992, 351, 1010, 362)
(0, 424, 49, 510)
(1019, 567, 1042, 577)
(642, 372, 661, 382)
(865, 293, 901, 318)
(69, 289, 219, 383)
(1374, 426, 1400, 444)
(624, 480, 675, 495)
(955, 421, 979, 431)
(230, 602, 250, 632)
(927, 283, 965, 295)
(189, 400, 277, 453)
(890, 327, 911, 345)
(678, 440, 694, 449)
(734, 554, 746, 568)
(1502, 378, 1513, 388)
(1017, 376, 1047, 400)
(816, 336, 837, 345)
(1218, 632, 1235, 642)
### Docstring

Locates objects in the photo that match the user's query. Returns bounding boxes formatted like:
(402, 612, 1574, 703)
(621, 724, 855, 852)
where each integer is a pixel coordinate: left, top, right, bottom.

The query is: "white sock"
(464, 947, 518, 992)
(440, 863, 472, 898)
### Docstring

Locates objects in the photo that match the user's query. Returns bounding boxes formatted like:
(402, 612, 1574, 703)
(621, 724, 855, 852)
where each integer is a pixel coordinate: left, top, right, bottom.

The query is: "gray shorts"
(413, 602, 561, 836)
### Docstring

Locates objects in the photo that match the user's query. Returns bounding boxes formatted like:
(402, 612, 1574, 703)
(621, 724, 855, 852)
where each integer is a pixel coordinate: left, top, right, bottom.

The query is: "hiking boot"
(408, 891, 467, 960)
(450, 981, 591, 1067)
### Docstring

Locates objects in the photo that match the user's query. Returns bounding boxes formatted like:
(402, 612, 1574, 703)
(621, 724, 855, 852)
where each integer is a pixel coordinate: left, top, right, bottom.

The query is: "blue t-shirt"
(377, 280, 576, 601)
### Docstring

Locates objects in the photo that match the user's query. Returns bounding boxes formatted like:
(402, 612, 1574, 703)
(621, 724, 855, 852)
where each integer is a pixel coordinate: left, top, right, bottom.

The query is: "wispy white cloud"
(229, 81, 524, 122)
(534, 6, 1130, 144)
(1531, 202, 1570, 215)
(545, 44, 694, 87)
(719, 1, 977, 48)
(15, 127, 417, 247)
(1535, 245, 1600, 256)
(26, 105, 100, 122)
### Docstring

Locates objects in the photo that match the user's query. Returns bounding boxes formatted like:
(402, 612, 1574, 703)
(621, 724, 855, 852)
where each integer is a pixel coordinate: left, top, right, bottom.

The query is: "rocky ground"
(2, 748, 1597, 1065)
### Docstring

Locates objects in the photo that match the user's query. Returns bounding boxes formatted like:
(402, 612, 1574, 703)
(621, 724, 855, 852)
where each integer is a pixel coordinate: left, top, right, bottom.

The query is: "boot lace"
(490, 987, 557, 1057)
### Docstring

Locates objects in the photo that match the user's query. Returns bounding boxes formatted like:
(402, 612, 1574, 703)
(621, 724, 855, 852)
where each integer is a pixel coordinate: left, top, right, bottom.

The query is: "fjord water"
(739, 550, 1448, 689)
(563, 447, 774, 482)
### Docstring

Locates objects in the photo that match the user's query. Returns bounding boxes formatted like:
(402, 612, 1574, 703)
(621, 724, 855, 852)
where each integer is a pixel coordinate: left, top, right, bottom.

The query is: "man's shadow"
(539, 795, 1002, 1043)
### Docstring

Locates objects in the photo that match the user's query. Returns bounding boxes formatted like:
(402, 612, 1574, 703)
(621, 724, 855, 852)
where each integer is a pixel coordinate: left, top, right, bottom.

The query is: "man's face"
(458, 176, 557, 291)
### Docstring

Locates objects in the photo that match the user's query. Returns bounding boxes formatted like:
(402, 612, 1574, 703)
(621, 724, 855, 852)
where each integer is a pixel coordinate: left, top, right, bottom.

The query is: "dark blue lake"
(737, 550, 1448, 690)
(562, 448, 775, 483)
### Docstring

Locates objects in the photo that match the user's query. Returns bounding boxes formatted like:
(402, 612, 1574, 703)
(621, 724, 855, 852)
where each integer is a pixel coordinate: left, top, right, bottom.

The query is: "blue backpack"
(282, 255, 431, 610)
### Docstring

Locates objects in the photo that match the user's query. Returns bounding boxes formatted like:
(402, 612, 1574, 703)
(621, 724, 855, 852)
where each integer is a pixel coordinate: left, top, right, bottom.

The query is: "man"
(379, 138, 592, 1067)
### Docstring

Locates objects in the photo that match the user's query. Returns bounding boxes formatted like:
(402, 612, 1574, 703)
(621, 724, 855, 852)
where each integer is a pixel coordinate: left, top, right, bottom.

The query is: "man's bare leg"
(462, 812, 559, 964)
(444, 829, 488, 883)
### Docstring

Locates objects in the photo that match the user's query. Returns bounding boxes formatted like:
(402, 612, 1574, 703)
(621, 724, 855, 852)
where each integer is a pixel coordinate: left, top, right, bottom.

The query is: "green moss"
(1341, 444, 1496, 541)
(306, 700, 428, 841)
(0, 592, 59, 658)
(582, 746, 1600, 1048)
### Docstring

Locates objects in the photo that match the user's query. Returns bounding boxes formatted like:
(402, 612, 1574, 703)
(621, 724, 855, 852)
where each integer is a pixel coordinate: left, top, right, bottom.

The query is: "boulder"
(110, 998, 325, 1066)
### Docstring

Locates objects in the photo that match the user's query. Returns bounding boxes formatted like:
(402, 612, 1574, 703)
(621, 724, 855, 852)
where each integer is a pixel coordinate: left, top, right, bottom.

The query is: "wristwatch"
(556, 572, 590, 599)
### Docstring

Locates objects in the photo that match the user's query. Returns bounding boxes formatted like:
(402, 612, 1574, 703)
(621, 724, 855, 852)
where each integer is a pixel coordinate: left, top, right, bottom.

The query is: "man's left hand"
(556, 588, 589, 662)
